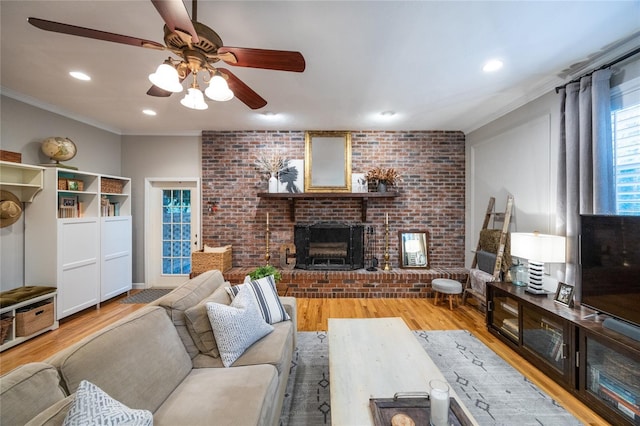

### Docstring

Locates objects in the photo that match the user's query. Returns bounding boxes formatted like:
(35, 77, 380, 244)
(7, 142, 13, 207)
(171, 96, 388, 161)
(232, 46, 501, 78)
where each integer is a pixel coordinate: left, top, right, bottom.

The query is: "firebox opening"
(295, 223, 364, 270)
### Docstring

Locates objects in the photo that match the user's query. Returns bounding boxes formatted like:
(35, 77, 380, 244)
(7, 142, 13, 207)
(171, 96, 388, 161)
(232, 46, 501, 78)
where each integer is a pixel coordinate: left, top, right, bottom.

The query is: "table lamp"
(510, 232, 566, 294)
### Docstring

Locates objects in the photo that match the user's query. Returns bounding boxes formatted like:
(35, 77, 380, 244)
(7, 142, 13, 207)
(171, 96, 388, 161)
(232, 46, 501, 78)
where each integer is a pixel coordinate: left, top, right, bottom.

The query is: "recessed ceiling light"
(69, 71, 91, 81)
(483, 60, 503, 73)
(262, 111, 277, 117)
(142, 109, 157, 116)
(381, 111, 395, 117)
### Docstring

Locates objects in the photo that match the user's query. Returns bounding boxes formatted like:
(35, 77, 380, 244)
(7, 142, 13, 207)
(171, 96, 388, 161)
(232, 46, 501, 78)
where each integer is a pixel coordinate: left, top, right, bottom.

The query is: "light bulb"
(180, 88, 208, 110)
(149, 63, 183, 93)
(205, 75, 234, 101)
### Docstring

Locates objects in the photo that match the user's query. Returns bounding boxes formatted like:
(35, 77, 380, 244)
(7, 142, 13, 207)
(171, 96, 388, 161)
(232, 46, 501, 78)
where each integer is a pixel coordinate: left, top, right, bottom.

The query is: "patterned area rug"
(119, 289, 172, 304)
(280, 330, 582, 426)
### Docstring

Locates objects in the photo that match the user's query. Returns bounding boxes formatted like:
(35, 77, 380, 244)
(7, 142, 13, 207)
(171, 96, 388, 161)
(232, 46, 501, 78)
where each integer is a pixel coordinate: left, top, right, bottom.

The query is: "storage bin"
(101, 177, 124, 194)
(192, 245, 232, 274)
(16, 301, 54, 337)
(0, 316, 14, 343)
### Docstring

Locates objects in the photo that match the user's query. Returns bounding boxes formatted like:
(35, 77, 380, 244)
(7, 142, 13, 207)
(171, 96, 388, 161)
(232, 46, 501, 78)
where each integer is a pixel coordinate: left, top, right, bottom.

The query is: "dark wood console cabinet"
(487, 281, 640, 425)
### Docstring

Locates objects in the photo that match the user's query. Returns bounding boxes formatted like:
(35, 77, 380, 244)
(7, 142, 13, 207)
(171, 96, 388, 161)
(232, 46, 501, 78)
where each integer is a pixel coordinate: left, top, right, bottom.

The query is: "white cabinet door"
(101, 216, 132, 301)
(57, 219, 99, 319)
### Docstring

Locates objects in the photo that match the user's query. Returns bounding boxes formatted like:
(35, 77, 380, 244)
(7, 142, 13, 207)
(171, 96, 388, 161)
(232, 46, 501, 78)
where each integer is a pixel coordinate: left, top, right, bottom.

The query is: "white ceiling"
(1, 1, 639, 136)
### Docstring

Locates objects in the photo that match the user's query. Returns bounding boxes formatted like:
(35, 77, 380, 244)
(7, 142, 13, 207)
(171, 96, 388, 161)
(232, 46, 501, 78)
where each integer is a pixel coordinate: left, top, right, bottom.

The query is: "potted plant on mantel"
(365, 167, 401, 192)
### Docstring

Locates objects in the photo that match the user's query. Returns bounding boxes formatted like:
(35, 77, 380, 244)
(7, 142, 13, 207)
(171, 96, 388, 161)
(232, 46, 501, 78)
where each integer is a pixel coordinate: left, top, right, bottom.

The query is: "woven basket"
(192, 246, 232, 274)
(16, 301, 54, 337)
(101, 177, 124, 194)
(0, 316, 13, 343)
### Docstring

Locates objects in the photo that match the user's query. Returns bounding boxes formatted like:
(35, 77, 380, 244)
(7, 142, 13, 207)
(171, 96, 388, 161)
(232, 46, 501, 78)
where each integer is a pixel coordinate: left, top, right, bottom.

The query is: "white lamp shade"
(510, 233, 566, 263)
(148, 63, 183, 93)
(180, 88, 208, 110)
(205, 75, 234, 101)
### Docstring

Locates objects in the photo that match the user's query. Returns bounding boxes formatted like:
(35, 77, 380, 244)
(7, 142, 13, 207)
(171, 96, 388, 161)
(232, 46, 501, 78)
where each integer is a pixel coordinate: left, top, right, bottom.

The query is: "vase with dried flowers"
(255, 153, 287, 192)
(365, 167, 401, 192)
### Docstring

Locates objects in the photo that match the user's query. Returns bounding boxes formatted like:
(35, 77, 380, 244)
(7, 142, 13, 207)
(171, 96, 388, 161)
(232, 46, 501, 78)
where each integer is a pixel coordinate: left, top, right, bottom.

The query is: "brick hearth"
(224, 267, 468, 298)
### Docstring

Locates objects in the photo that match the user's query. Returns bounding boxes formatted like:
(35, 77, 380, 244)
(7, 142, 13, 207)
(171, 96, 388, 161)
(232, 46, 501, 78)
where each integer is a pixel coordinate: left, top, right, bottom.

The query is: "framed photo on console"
(554, 282, 575, 307)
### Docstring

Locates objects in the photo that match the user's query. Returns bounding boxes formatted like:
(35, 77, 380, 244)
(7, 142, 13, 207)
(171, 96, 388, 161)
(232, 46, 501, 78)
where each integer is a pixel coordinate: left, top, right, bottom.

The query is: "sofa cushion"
(0, 362, 67, 426)
(153, 365, 279, 426)
(48, 306, 192, 414)
(154, 269, 227, 358)
(25, 396, 74, 426)
(226, 275, 290, 324)
(184, 286, 231, 358)
(206, 286, 274, 367)
(63, 380, 153, 426)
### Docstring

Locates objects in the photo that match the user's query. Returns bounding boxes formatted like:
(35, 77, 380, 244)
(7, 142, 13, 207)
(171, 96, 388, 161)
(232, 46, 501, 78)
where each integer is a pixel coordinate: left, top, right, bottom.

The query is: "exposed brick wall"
(201, 130, 466, 296)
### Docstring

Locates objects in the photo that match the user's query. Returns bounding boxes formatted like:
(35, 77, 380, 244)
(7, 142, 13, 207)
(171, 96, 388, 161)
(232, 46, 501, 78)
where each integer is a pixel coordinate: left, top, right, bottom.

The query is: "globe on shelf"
(41, 137, 77, 169)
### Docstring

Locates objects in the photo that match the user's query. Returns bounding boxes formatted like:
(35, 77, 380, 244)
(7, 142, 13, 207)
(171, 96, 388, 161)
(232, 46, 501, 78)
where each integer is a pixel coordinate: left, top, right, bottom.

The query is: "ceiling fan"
(27, 0, 305, 110)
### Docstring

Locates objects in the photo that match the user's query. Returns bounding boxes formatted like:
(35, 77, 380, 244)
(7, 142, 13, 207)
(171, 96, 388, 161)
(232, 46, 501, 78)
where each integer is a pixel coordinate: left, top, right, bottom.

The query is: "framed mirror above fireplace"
(399, 230, 430, 268)
(304, 131, 352, 192)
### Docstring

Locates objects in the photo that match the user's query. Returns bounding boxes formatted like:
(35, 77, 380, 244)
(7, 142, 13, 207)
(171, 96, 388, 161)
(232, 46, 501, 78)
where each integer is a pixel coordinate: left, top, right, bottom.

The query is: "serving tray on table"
(370, 393, 473, 426)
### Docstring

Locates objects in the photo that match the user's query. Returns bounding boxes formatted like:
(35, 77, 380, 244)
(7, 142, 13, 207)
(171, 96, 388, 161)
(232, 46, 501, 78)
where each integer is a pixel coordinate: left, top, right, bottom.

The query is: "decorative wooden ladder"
(462, 195, 514, 307)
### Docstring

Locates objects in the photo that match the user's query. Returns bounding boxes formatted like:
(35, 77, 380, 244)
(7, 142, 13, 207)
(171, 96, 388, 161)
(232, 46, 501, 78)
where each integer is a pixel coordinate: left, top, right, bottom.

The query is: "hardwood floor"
(0, 294, 609, 425)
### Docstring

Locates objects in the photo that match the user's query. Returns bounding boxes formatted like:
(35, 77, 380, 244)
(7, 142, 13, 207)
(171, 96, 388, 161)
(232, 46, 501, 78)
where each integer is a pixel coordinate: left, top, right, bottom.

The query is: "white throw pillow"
(226, 275, 291, 324)
(63, 380, 153, 426)
(206, 286, 274, 367)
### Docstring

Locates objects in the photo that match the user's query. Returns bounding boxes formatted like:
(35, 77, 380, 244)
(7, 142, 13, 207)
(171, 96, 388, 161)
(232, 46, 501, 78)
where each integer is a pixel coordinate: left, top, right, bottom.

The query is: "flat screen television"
(580, 214, 640, 327)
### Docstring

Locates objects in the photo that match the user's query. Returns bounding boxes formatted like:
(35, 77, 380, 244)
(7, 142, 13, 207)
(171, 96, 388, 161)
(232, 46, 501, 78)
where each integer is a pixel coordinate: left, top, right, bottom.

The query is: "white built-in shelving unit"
(25, 167, 132, 319)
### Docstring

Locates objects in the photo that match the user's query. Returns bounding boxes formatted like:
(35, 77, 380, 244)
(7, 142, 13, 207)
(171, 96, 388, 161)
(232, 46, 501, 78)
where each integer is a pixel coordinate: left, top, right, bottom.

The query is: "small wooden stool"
(431, 278, 463, 310)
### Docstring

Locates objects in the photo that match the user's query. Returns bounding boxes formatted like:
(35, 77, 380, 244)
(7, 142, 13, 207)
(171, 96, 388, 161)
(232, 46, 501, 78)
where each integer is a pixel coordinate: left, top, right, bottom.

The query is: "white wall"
(0, 95, 122, 291)
(121, 135, 201, 284)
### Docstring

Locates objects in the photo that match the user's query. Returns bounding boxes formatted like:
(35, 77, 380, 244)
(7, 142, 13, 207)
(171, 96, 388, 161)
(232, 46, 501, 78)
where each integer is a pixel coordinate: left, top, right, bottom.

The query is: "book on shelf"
(599, 385, 640, 421)
(599, 370, 640, 406)
(500, 301, 518, 316)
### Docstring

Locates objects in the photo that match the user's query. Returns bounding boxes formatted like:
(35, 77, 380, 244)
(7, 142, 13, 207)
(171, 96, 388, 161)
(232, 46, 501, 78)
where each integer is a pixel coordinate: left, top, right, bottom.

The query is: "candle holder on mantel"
(383, 220, 391, 271)
(265, 225, 271, 266)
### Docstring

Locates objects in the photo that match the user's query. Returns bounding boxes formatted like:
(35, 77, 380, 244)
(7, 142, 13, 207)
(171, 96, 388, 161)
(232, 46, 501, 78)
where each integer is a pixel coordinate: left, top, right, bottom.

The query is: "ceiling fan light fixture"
(205, 75, 234, 102)
(149, 62, 183, 93)
(180, 87, 208, 110)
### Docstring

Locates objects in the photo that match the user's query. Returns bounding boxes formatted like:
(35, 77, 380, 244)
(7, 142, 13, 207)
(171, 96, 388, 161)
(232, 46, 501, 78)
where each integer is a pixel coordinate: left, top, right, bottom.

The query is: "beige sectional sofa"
(0, 270, 297, 426)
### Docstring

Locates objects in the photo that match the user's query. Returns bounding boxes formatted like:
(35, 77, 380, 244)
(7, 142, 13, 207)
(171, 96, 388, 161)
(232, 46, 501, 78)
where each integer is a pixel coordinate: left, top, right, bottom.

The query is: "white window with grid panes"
(611, 77, 640, 215)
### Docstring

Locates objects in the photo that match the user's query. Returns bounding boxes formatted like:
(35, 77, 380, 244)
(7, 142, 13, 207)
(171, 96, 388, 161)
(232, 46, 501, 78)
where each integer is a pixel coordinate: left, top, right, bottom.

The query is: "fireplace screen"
(294, 223, 364, 270)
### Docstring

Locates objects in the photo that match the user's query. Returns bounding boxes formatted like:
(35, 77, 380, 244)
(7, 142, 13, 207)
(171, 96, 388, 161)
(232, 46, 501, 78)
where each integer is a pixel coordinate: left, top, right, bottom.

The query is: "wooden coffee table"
(328, 317, 478, 425)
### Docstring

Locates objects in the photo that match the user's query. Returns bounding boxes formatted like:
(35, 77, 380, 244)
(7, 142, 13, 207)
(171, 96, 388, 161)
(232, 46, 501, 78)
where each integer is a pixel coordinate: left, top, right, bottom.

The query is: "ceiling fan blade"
(151, 0, 199, 43)
(217, 47, 305, 72)
(218, 68, 267, 110)
(28, 18, 165, 50)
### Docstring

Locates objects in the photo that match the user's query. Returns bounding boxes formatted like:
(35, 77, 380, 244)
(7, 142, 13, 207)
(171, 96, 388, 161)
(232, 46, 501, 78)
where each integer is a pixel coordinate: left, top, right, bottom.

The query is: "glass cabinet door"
(585, 335, 640, 424)
(489, 293, 520, 344)
(522, 306, 568, 374)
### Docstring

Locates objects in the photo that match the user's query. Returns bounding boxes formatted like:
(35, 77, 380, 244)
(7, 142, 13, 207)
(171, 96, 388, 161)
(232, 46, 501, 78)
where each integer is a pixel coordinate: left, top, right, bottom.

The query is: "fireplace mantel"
(257, 192, 399, 221)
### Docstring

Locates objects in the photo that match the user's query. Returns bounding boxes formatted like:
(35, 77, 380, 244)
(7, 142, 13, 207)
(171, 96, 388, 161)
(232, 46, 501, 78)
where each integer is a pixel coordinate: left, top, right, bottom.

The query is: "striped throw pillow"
(225, 275, 290, 324)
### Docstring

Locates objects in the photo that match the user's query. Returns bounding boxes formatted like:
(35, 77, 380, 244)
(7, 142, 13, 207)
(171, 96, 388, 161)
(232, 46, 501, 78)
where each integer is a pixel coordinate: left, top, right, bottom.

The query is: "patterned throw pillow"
(206, 286, 274, 367)
(225, 275, 290, 324)
(63, 380, 153, 426)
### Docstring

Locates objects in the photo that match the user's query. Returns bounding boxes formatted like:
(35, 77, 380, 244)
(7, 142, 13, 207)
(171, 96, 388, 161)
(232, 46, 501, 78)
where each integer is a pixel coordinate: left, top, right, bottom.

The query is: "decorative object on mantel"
(351, 173, 367, 193)
(40, 137, 78, 169)
(0, 190, 23, 228)
(278, 159, 304, 194)
(366, 167, 401, 192)
(255, 153, 287, 193)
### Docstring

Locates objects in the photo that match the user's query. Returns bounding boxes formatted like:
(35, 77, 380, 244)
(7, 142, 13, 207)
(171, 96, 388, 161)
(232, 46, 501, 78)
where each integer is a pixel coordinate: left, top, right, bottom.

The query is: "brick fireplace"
(201, 130, 466, 297)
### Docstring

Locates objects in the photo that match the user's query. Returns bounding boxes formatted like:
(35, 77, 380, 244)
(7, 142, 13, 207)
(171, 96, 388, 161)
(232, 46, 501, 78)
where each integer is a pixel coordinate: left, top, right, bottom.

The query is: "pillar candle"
(267, 212, 269, 227)
(385, 212, 388, 225)
(429, 380, 450, 426)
